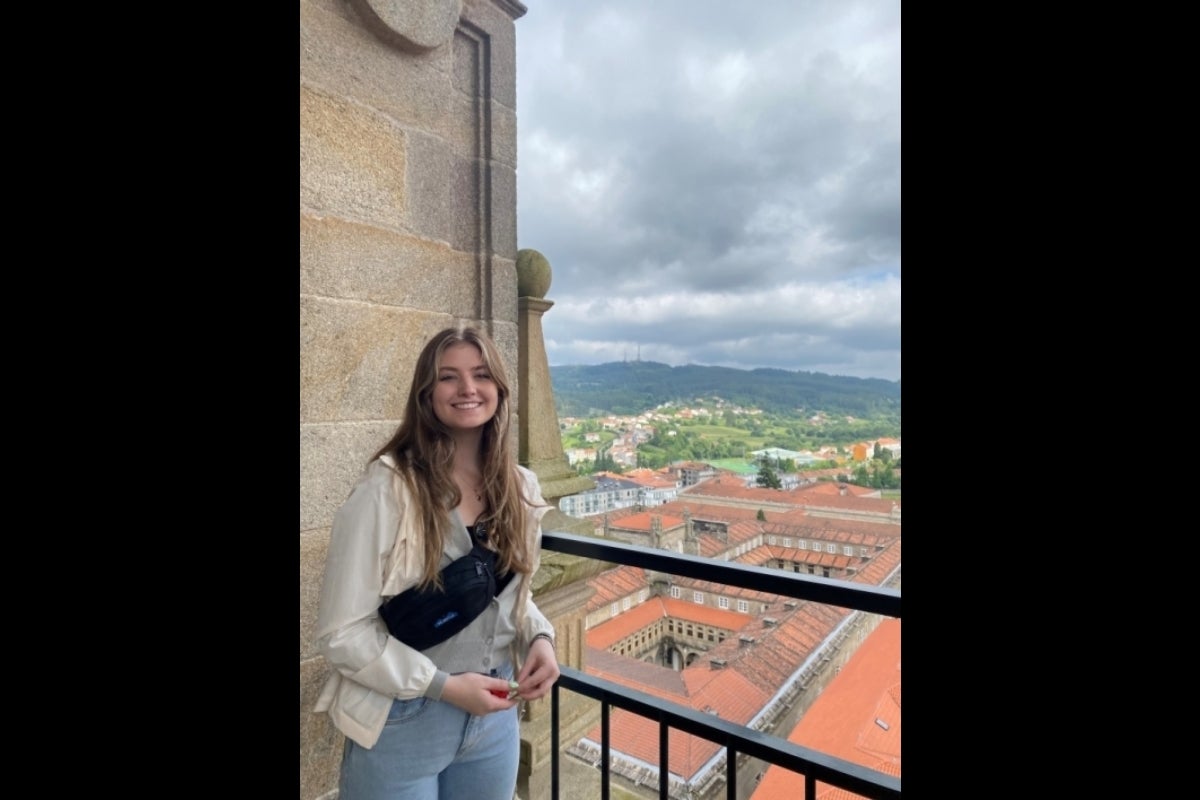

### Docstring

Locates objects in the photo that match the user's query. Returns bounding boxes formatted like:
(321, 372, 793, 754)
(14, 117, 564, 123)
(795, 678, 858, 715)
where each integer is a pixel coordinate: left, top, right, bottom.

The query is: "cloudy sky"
(514, 0, 900, 382)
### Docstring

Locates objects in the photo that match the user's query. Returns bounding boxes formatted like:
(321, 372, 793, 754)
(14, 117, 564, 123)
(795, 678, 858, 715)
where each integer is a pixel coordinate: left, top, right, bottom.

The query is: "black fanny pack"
(379, 527, 513, 651)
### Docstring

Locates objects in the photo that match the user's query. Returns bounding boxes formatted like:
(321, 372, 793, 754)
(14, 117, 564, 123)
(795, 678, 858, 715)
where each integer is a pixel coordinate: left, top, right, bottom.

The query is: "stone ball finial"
(516, 249, 552, 298)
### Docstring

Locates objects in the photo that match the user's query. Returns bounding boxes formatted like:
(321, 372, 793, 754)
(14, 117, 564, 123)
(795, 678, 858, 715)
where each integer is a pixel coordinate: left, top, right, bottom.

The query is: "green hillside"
(550, 361, 901, 418)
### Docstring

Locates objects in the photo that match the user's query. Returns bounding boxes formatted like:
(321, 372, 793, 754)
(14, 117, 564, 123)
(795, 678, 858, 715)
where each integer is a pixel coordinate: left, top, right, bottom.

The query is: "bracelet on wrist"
(531, 632, 555, 651)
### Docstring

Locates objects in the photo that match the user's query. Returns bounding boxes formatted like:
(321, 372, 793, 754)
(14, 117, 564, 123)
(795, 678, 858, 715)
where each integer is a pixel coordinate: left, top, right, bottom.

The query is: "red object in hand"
(490, 679, 519, 699)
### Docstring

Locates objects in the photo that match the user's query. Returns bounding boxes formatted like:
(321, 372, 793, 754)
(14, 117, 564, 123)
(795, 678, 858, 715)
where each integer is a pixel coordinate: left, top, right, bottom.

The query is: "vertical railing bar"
(550, 672, 898, 800)
(601, 697, 610, 800)
(726, 741, 737, 800)
(551, 682, 560, 800)
(659, 712, 669, 800)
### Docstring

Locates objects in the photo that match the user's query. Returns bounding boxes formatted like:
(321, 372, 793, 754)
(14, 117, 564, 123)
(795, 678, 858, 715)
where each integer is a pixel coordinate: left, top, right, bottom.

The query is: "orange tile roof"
(587, 595, 756, 647)
(753, 618, 901, 800)
(583, 564, 649, 611)
(609, 510, 687, 532)
(562, 472, 902, 790)
(766, 513, 900, 541)
(794, 481, 877, 498)
(578, 600, 861, 780)
(580, 647, 771, 780)
(679, 474, 901, 514)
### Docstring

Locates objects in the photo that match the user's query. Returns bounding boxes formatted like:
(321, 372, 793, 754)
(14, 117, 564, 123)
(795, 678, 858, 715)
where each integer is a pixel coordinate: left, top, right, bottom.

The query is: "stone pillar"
(513, 248, 607, 800)
(515, 248, 594, 503)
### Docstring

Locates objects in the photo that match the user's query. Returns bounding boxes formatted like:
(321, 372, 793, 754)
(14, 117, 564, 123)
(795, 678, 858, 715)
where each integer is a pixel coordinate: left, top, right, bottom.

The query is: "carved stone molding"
(348, 0, 462, 53)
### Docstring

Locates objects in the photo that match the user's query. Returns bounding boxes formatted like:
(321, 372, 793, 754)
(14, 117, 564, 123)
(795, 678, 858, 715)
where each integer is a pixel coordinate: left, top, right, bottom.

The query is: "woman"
(313, 325, 560, 800)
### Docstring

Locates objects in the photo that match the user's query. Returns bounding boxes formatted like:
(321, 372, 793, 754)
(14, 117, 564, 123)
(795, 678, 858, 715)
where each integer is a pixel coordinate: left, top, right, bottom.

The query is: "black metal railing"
(540, 531, 902, 800)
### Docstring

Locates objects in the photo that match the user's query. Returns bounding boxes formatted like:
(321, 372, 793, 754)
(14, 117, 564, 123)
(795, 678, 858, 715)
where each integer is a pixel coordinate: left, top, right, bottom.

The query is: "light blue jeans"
(338, 670, 520, 800)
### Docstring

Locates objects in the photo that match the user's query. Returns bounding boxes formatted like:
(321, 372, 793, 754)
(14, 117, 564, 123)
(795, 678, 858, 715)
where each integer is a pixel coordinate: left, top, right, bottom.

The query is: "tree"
(756, 463, 782, 489)
(852, 463, 870, 486)
(756, 508, 767, 521)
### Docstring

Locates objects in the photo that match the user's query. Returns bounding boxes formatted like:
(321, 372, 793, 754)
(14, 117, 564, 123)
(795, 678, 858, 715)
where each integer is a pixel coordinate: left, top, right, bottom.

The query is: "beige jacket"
(312, 455, 554, 749)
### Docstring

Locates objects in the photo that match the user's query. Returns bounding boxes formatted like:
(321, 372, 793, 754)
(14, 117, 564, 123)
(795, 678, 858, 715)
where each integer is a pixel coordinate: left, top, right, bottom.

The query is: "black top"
(468, 519, 513, 595)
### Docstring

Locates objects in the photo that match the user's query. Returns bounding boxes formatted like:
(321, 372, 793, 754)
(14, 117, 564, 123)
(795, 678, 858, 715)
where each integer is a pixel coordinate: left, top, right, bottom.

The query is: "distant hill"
(549, 361, 901, 418)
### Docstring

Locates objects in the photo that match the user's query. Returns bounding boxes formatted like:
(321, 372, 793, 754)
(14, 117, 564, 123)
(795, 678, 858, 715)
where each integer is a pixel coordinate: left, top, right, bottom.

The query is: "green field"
(707, 458, 758, 475)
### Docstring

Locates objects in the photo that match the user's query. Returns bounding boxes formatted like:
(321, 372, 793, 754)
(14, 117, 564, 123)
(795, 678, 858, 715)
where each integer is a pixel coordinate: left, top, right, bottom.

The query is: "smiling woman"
(312, 324, 561, 800)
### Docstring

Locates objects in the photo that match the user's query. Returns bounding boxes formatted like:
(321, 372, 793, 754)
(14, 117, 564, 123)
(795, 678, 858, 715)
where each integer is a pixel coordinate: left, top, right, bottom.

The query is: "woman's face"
(432, 342, 499, 432)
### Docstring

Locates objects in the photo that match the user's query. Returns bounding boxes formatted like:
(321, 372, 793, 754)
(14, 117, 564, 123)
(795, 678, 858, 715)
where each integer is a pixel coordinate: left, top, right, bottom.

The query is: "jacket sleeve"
(314, 463, 440, 699)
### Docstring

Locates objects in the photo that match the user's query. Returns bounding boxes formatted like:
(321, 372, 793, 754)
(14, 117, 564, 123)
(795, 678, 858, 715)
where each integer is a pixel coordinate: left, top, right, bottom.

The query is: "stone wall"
(300, 2, 531, 798)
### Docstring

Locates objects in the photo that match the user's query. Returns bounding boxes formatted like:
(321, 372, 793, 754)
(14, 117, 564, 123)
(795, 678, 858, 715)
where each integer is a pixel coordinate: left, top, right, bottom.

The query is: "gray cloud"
(516, 0, 900, 380)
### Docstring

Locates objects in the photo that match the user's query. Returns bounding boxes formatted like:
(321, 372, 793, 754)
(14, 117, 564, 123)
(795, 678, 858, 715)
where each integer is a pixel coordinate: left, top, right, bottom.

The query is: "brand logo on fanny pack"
(433, 611, 459, 628)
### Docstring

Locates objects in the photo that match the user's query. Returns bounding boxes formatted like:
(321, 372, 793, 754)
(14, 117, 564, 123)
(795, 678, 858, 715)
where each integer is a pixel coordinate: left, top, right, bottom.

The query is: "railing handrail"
(554, 667, 902, 800)
(542, 531, 901, 617)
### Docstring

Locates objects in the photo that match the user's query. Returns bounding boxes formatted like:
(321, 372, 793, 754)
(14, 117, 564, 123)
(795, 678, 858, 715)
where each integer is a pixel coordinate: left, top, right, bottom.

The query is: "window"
(768, 535, 776, 545)
(825, 543, 836, 554)
(782, 537, 792, 548)
(797, 540, 807, 550)
(670, 586, 681, 599)
(718, 596, 730, 609)
(611, 603, 619, 616)
(842, 545, 853, 556)
(737, 599, 749, 613)
(693, 591, 704, 604)
(623, 597, 632, 610)
(859, 546, 869, 557)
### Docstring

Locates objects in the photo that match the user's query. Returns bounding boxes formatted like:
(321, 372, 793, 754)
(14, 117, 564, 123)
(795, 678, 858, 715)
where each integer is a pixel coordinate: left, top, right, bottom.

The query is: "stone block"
(404, 130, 471, 249)
(301, 0, 455, 138)
(300, 529, 331, 660)
(491, 100, 518, 169)
(489, 256, 519, 325)
(300, 213, 478, 312)
(300, 84, 409, 227)
(300, 420, 401, 533)
(445, 88, 483, 165)
(491, 161, 518, 256)
(299, 298, 452, 422)
(452, 28, 480, 100)
(301, 656, 344, 800)
(461, 0, 520, 109)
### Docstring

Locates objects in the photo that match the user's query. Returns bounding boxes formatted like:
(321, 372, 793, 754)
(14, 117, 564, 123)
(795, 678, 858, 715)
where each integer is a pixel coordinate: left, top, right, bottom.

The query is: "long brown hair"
(373, 324, 538, 589)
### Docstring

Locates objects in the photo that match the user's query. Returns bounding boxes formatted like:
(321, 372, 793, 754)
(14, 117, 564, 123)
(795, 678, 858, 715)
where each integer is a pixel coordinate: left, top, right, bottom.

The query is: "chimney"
(709, 658, 727, 670)
(763, 617, 778, 627)
(738, 635, 756, 648)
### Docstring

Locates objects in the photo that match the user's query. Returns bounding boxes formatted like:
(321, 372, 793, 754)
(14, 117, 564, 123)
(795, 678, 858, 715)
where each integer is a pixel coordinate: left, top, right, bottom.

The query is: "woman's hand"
(514, 636, 560, 701)
(441, 672, 520, 716)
